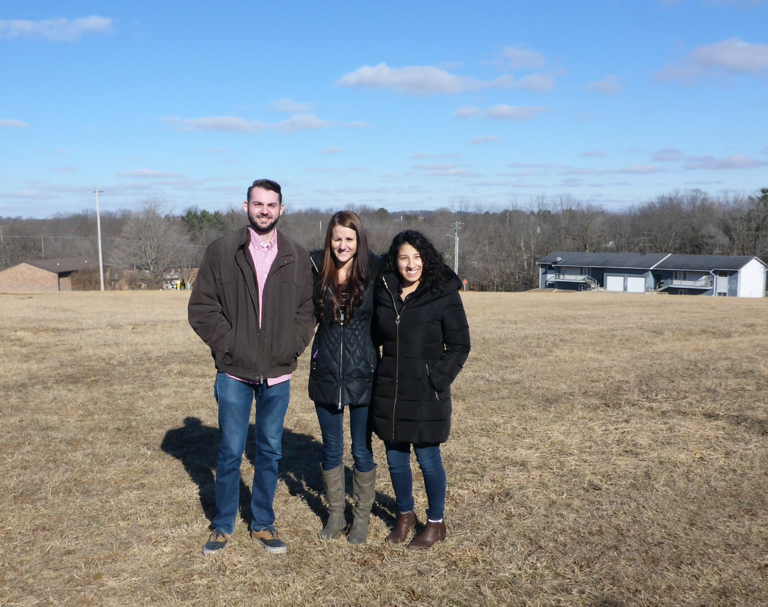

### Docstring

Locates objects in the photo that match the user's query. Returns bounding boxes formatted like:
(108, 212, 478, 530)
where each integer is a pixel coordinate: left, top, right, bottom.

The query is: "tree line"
(1, 188, 766, 291)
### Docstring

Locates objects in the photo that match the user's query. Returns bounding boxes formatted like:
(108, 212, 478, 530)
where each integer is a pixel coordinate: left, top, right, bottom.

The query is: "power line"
(0, 234, 206, 248)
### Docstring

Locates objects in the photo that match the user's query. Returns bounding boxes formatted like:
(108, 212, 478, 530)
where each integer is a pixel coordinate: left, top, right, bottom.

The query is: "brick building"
(0, 257, 98, 293)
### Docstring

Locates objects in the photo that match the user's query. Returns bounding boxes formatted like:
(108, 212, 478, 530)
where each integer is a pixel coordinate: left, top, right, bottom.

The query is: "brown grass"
(1, 290, 767, 606)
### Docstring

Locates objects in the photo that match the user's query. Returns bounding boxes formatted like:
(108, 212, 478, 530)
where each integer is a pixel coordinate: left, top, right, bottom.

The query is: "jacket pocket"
(425, 364, 439, 401)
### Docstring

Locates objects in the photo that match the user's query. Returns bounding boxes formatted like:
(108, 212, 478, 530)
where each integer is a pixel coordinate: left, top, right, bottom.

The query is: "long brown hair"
(318, 211, 371, 323)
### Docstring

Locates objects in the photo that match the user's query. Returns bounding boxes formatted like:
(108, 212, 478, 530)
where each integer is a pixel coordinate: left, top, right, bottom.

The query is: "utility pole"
(94, 189, 105, 291)
(446, 222, 463, 276)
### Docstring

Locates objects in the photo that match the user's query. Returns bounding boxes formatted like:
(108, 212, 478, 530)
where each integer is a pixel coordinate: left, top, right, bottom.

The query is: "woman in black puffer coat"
(372, 230, 470, 551)
(308, 211, 381, 545)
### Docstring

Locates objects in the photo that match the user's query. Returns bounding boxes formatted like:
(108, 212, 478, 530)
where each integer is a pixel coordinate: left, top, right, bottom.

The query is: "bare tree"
(109, 198, 194, 288)
(722, 189, 768, 256)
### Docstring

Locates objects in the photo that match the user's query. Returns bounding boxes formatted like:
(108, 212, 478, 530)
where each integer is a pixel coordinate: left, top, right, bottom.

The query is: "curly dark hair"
(317, 211, 372, 323)
(383, 230, 449, 293)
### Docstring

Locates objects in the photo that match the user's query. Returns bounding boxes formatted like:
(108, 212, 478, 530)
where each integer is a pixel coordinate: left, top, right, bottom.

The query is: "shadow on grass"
(161, 417, 397, 530)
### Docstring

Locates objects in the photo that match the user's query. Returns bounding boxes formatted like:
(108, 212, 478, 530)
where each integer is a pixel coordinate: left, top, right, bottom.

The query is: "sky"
(1, 0, 767, 219)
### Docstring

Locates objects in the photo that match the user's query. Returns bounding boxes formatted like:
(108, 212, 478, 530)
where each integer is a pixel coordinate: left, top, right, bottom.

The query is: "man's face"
(243, 187, 283, 234)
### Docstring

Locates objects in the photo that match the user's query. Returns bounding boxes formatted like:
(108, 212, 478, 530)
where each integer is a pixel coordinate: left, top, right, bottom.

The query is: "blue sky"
(1, 0, 767, 218)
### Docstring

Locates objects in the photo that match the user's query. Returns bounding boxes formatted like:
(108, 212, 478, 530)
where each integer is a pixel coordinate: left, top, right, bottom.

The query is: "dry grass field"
(1, 289, 767, 607)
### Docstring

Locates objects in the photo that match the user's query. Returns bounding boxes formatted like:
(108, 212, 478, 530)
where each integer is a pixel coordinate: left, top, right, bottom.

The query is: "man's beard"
(249, 214, 280, 235)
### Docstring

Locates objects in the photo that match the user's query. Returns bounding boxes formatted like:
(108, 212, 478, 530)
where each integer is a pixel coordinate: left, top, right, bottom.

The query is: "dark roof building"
(0, 256, 97, 293)
(539, 252, 767, 297)
(539, 252, 668, 269)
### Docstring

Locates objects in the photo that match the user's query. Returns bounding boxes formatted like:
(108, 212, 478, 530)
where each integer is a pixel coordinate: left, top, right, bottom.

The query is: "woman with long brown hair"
(308, 211, 381, 544)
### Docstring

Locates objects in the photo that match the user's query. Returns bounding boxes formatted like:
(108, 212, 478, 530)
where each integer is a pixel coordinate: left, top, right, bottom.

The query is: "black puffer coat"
(308, 253, 382, 408)
(371, 268, 470, 444)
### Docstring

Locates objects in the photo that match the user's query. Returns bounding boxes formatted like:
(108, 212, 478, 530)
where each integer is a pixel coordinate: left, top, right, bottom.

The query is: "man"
(188, 179, 314, 556)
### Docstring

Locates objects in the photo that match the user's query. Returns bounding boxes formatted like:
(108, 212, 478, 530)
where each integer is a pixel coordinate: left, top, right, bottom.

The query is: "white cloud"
(499, 45, 546, 69)
(0, 119, 29, 128)
(515, 73, 556, 92)
(452, 105, 482, 119)
(574, 112, 610, 121)
(562, 167, 599, 175)
(507, 160, 669, 176)
(468, 136, 501, 145)
(485, 105, 550, 121)
(273, 114, 328, 132)
(337, 63, 477, 95)
(684, 154, 768, 169)
(335, 62, 549, 96)
(118, 169, 186, 178)
(411, 152, 460, 159)
(162, 113, 353, 134)
(162, 116, 266, 133)
(512, 181, 545, 188)
(509, 162, 571, 169)
(454, 105, 550, 122)
(615, 165, 664, 174)
(0, 16, 113, 42)
(470, 181, 511, 186)
(306, 167, 367, 174)
(413, 163, 479, 177)
(657, 38, 768, 83)
(269, 98, 317, 113)
(319, 147, 344, 155)
(583, 75, 623, 96)
(579, 150, 607, 158)
(652, 148, 686, 161)
(559, 178, 584, 187)
(690, 38, 768, 72)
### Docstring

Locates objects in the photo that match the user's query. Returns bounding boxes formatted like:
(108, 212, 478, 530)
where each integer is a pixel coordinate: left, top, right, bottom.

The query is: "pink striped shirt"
(228, 227, 291, 386)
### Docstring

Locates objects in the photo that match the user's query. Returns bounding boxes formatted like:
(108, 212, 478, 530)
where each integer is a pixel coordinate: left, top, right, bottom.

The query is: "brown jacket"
(188, 227, 314, 383)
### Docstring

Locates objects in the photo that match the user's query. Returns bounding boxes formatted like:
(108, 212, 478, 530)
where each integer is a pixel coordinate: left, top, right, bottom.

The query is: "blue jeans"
(213, 373, 290, 534)
(314, 403, 375, 473)
(384, 442, 446, 521)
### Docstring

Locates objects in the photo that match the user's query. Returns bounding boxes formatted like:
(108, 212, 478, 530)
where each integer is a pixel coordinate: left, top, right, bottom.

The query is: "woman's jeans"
(213, 373, 290, 535)
(384, 441, 446, 521)
(314, 403, 375, 473)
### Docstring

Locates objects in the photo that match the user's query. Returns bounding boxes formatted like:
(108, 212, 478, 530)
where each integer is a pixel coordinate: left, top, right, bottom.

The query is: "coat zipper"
(338, 307, 345, 410)
(382, 279, 402, 441)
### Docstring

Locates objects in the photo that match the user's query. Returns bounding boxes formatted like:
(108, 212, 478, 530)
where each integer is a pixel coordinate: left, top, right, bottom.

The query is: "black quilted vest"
(307, 253, 381, 408)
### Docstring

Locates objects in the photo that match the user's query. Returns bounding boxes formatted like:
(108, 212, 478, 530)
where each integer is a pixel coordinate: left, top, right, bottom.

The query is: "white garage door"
(605, 275, 624, 291)
(626, 276, 646, 293)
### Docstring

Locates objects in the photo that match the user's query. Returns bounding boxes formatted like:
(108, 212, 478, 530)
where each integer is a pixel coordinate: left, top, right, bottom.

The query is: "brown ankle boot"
(406, 519, 446, 551)
(385, 511, 416, 544)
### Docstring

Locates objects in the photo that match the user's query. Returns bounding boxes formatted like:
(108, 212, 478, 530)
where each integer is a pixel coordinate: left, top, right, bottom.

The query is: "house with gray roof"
(0, 256, 97, 293)
(538, 252, 767, 297)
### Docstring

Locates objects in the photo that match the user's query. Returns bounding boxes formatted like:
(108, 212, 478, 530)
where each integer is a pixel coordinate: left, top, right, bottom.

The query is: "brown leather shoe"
(385, 511, 417, 544)
(406, 520, 446, 551)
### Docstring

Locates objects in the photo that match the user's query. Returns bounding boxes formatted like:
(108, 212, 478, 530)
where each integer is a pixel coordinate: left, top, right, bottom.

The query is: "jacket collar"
(380, 266, 461, 307)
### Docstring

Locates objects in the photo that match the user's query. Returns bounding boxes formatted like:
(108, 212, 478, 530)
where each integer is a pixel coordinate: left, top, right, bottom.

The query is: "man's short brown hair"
(247, 179, 282, 204)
